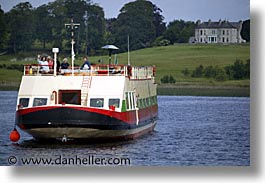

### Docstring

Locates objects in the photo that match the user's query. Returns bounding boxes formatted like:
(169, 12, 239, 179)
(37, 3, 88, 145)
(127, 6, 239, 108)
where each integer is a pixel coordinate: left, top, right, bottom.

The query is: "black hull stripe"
(16, 107, 157, 130)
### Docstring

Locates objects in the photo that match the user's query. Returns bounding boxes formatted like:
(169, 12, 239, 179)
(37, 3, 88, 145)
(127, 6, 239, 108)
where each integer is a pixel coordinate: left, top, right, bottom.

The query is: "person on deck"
(60, 58, 69, 69)
(47, 56, 54, 70)
(81, 56, 91, 70)
(37, 55, 49, 73)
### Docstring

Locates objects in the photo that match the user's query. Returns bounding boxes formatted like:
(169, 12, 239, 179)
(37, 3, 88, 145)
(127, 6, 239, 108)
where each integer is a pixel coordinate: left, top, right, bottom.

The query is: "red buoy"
(10, 128, 20, 142)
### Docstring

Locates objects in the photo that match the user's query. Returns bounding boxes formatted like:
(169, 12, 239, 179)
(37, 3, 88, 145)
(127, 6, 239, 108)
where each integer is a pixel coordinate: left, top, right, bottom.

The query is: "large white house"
(194, 19, 245, 44)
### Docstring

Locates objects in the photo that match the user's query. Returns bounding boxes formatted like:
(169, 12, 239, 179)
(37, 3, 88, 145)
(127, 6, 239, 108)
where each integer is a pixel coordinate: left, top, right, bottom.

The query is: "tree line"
(0, 0, 250, 55)
(182, 59, 250, 81)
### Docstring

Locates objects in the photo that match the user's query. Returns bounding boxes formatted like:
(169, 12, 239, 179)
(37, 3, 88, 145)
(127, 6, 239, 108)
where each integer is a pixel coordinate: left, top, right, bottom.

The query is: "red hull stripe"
(17, 105, 158, 125)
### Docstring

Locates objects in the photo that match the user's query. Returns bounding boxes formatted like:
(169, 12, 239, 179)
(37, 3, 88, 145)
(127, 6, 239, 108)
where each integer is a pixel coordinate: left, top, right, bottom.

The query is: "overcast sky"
(0, 0, 250, 23)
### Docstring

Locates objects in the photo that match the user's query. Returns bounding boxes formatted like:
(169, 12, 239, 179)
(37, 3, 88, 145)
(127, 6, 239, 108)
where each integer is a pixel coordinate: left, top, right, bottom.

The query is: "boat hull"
(16, 105, 158, 140)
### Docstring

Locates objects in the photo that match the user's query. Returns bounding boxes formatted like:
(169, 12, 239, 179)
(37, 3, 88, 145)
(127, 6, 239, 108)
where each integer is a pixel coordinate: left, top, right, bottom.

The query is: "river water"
(0, 91, 249, 166)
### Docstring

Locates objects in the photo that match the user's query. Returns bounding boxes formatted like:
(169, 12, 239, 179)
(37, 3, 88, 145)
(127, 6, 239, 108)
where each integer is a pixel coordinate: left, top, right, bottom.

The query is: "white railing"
(23, 64, 156, 79)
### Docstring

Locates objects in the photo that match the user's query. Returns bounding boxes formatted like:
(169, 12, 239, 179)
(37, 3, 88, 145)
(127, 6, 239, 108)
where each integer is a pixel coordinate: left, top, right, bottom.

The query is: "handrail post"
(52, 48, 59, 77)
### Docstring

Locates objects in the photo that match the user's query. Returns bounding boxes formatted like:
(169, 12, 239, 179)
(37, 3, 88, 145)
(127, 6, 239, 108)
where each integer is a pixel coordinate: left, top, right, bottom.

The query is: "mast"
(128, 35, 130, 65)
(65, 17, 80, 76)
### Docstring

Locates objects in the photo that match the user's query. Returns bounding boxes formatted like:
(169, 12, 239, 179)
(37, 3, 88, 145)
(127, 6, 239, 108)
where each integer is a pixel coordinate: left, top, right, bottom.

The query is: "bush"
(152, 36, 170, 47)
(245, 59, 250, 79)
(181, 68, 190, 76)
(224, 59, 250, 80)
(6, 64, 24, 72)
(214, 67, 228, 81)
(161, 75, 176, 83)
(192, 65, 204, 77)
(232, 59, 246, 79)
(224, 65, 235, 80)
(204, 66, 216, 78)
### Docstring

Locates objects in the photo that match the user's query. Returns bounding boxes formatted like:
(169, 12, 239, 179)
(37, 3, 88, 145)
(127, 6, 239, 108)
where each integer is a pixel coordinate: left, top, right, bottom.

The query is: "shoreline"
(0, 83, 250, 97)
(157, 84, 249, 97)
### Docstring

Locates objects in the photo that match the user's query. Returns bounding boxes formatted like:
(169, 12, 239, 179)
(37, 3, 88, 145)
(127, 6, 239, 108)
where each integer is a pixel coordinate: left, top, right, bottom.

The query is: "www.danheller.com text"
(7, 155, 131, 166)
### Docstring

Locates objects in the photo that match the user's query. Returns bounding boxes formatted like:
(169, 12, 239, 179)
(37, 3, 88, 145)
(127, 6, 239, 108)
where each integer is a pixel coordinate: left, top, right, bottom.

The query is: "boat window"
(147, 98, 150, 106)
(19, 98, 29, 108)
(125, 92, 130, 109)
(33, 98, 48, 107)
(109, 99, 120, 108)
(125, 92, 138, 110)
(59, 90, 81, 105)
(129, 93, 133, 109)
(139, 99, 143, 108)
(90, 98, 104, 108)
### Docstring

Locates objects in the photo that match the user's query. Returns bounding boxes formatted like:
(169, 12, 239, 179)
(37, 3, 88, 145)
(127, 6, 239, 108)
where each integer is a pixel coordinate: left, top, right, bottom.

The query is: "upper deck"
(23, 64, 156, 80)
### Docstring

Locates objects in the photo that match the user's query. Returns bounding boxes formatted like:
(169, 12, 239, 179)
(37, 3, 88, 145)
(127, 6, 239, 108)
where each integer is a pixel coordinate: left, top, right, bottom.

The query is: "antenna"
(65, 17, 80, 76)
(128, 35, 130, 65)
(84, 11, 88, 56)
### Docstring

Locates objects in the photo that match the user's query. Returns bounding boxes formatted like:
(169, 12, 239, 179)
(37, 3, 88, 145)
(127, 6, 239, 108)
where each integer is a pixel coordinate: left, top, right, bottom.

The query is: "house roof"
(196, 20, 242, 29)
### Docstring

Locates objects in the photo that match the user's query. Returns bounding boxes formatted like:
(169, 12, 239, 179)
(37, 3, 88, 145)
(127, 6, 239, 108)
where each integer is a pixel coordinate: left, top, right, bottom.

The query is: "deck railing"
(23, 64, 156, 79)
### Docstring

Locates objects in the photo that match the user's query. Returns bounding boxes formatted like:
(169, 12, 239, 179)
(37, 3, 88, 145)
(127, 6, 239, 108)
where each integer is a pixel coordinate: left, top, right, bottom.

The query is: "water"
(0, 91, 250, 166)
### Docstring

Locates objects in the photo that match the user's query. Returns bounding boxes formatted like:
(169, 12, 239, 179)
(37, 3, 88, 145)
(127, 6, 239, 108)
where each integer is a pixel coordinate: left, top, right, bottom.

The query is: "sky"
(0, 0, 250, 23)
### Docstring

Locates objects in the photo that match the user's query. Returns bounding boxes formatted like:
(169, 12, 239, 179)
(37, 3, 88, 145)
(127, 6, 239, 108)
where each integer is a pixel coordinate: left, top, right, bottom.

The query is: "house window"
(204, 30, 206, 35)
(223, 30, 225, 35)
(227, 38, 229, 42)
(200, 38, 202, 43)
(212, 30, 216, 34)
(227, 30, 229, 35)
(200, 30, 203, 35)
(223, 37, 225, 43)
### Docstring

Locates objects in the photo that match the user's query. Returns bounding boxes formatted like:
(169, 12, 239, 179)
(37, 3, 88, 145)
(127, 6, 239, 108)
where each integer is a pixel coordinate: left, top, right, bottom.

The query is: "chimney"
(208, 19, 211, 25)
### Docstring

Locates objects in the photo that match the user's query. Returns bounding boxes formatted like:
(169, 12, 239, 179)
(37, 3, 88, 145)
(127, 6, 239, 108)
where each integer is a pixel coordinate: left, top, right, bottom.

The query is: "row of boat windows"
(125, 92, 157, 110)
(18, 97, 120, 108)
(137, 96, 157, 109)
(90, 98, 120, 108)
(19, 98, 47, 108)
(18, 95, 156, 109)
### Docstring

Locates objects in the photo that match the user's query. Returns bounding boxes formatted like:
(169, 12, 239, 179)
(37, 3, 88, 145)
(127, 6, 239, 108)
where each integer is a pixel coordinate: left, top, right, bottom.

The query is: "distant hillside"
(0, 43, 250, 91)
(86, 43, 250, 86)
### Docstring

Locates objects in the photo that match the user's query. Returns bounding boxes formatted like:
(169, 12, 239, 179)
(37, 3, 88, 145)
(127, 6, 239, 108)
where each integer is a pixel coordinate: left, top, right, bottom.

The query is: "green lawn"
(87, 43, 250, 85)
(0, 43, 250, 89)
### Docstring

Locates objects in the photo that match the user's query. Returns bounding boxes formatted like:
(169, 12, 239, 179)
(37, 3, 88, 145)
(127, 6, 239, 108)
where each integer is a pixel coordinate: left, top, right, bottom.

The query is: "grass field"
(0, 43, 250, 95)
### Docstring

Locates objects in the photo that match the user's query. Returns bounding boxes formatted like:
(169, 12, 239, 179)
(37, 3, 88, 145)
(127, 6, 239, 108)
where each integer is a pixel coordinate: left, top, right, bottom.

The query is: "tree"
(0, 6, 7, 50)
(34, 5, 53, 49)
(40, 0, 105, 55)
(163, 19, 195, 44)
(5, 2, 35, 53)
(113, 0, 166, 52)
(241, 19, 250, 42)
(85, 4, 105, 54)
